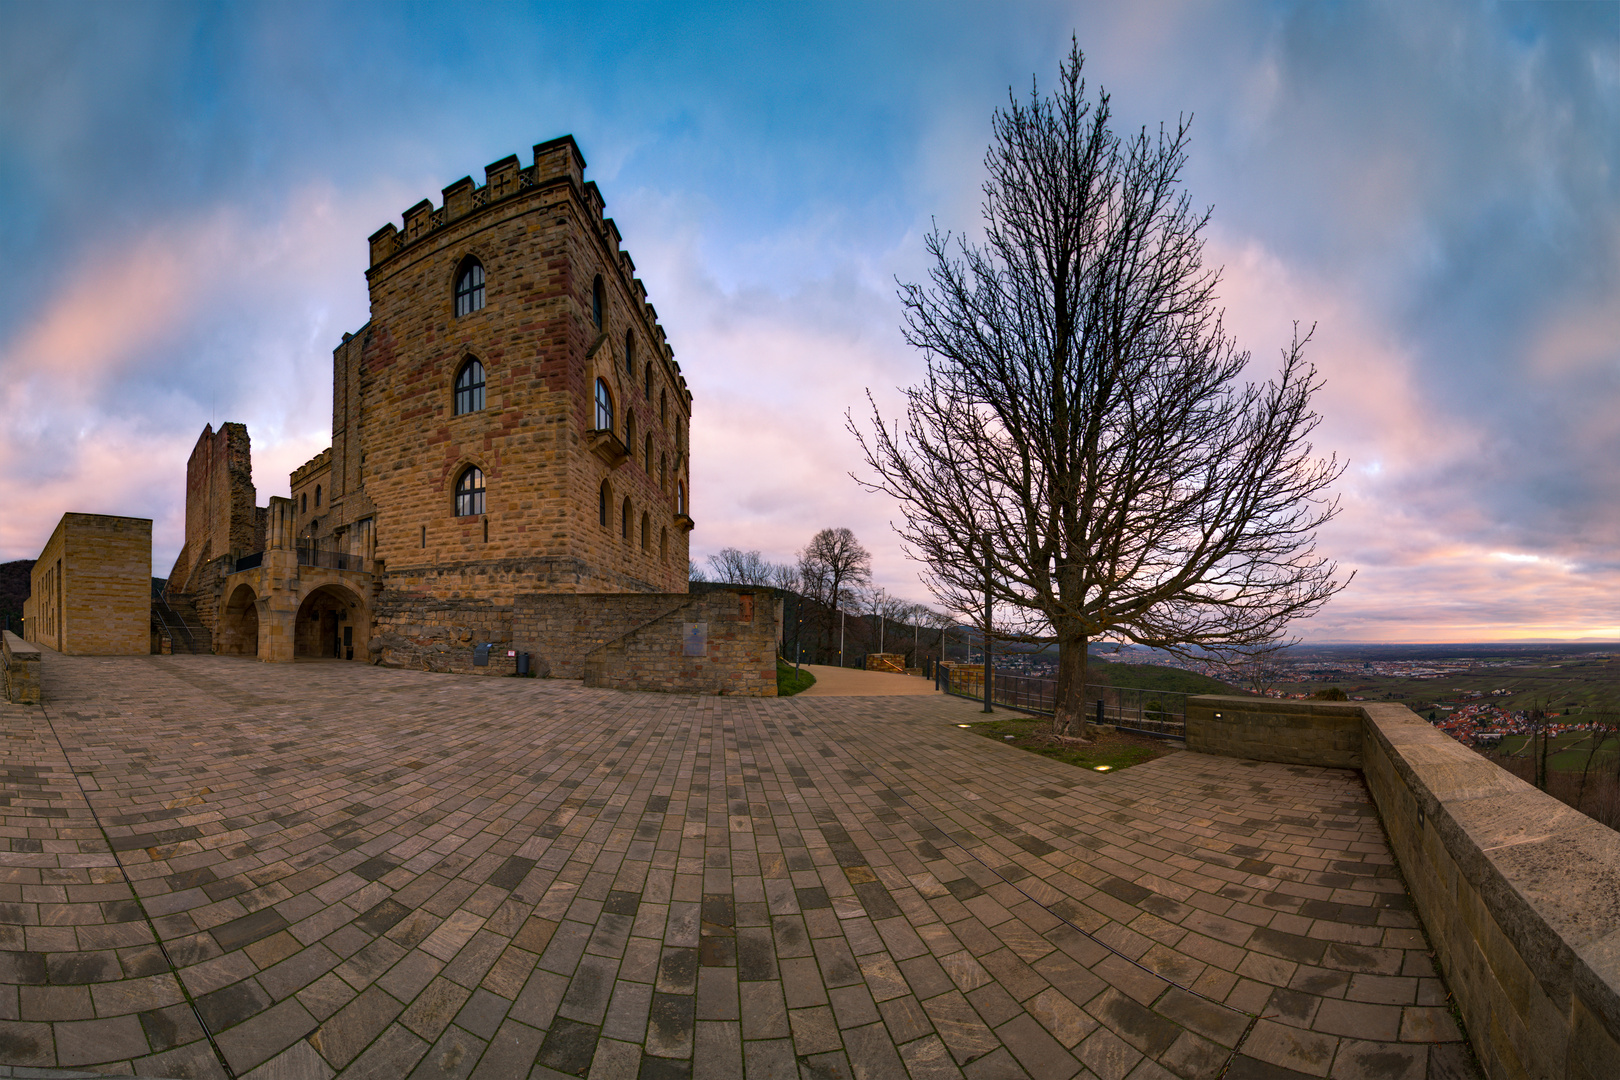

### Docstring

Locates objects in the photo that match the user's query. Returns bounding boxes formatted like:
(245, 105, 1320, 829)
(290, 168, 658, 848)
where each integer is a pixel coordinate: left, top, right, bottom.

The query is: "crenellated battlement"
(290, 447, 332, 489)
(367, 135, 588, 268)
(365, 133, 686, 389)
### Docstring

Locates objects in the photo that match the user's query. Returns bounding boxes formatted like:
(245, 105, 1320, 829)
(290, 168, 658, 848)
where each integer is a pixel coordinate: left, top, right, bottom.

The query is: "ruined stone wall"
(370, 592, 515, 675)
(319, 135, 690, 606)
(168, 423, 259, 593)
(25, 514, 151, 656)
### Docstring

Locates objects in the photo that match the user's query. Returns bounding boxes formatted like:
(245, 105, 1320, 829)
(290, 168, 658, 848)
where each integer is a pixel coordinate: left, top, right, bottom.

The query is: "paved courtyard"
(1, 655, 1477, 1080)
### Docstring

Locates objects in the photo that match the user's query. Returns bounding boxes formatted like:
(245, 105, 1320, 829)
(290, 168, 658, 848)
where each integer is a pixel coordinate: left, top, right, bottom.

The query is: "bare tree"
(798, 528, 873, 662)
(707, 547, 775, 586)
(798, 528, 872, 611)
(688, 559, 707, 584)
(771, 562, 802, 594)
(1222, 639, 1293, 697)
(852, 40, 1347, 737)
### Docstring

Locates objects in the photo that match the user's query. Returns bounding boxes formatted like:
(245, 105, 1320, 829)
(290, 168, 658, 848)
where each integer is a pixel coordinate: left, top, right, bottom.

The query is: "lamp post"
(981, 533, 994, 714)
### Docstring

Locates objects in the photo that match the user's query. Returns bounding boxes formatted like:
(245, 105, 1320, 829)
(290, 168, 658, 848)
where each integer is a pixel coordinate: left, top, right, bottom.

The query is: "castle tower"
(312, 135, 694, 602)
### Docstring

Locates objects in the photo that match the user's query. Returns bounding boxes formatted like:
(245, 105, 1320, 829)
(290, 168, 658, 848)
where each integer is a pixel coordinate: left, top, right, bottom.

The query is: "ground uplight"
(1094, 764, 1112, 771)
(957, 724, 972, 728)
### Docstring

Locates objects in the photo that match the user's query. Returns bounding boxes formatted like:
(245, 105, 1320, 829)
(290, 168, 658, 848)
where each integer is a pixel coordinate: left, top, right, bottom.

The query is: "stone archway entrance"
(219, 584, 260, 657)
(294, 584, 367, 660)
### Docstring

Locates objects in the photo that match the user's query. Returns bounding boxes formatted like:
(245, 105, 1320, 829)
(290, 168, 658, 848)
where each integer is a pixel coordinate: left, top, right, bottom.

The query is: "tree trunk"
(1053, 631, 1091, 739)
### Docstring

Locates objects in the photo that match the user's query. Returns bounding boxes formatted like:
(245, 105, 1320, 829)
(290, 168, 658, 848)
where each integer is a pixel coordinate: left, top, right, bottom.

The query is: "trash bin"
(517, 652, 530, 676)
(473, 643, 491, 667)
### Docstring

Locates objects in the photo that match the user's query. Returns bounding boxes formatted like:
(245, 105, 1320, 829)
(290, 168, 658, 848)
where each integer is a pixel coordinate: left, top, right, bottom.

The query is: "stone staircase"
(152, 591, 213, 655)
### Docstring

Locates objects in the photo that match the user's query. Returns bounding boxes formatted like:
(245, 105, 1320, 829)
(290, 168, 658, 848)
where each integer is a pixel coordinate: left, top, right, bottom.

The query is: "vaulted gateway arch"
(294, 583, 368, 660)
(218, 583, 260, 656)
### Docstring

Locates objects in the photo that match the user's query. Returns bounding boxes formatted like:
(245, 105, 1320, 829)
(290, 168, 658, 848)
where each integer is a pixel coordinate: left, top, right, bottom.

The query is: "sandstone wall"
(582, 587, 777, 696)
(317, 135, 691, 604)
(1185, 696, 1364, 768)
(26, 514, 151, 655)
(3, 630, 40, 703)
(513, 592, 690, 678)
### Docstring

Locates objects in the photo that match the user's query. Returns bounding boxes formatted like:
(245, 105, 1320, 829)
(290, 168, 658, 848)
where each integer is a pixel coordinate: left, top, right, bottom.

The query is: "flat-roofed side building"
(24, 513, 152, 655)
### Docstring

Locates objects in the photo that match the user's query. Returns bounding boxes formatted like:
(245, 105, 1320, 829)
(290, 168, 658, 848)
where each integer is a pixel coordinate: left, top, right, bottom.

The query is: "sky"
(1, 1, 1617, 643)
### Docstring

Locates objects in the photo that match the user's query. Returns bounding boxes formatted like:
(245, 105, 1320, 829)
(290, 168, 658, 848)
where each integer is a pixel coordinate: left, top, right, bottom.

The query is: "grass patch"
(778, 659, 816, 697)
(964, 714, 1176, 771)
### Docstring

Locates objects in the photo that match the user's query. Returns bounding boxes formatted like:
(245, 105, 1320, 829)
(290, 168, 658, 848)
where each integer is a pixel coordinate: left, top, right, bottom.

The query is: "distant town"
(955, 636, 1620, 750)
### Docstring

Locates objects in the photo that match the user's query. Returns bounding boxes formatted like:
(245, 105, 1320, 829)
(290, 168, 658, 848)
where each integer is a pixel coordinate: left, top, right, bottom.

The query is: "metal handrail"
(152, 599, 193, 647)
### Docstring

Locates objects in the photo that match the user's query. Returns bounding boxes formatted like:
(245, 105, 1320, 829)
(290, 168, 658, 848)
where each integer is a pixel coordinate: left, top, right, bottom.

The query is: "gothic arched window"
(454, 358, 485, 415)
(599, 480, 610, 528)
(625, 329, 635, 377)
(676, 482, 686, 516)
(592, 275, 604, 329)
(640, 511, 650, 552)
(621, 497, 632, 541)
(626, 410, 637, 455)
(594, 379, 613, 433)
(454, 466, 485, 517)
(455, 258, 485, 317)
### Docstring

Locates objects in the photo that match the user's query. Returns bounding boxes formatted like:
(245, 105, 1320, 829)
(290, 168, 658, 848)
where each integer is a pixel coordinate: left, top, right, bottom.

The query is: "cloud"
(0, 1, 1615, 644)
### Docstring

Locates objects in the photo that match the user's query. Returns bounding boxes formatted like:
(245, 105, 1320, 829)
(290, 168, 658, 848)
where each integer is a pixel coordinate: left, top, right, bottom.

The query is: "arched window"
(592, 275, 604, 329)
(454, 358, 485, 415)
(659, 452, 667, 491)
(594, 379, 613, 433)
(624, 329, 635, 377)
(644, 361, 652, 400)
(660, 527, 668, 564)
(621, 497, 632, 541)
(301, 493, 307, 514)
(659, 389, 667, 422)
(314, 485, 322, 508)
(676, 419, 684, 449)
(676, 482, 686, 516)
(625, 410, 637, 454)
(640, 511, 650, 552)
(644, 434, 653, 472)
(599, 480, 610, 528)
(455, 259, 485, 317)
(455, 466, 485, 517)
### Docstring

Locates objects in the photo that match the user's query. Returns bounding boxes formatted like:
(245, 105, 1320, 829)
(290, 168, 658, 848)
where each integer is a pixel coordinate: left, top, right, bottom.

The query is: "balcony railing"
(298, 547, 366, 572)
(944, 666, 1188, 738)
(231, 549, 367, 573)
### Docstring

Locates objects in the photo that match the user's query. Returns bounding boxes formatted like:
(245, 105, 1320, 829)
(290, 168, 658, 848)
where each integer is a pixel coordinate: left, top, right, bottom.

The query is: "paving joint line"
(38, 699, 240, 1080)
(834, 708, 1255, 1017)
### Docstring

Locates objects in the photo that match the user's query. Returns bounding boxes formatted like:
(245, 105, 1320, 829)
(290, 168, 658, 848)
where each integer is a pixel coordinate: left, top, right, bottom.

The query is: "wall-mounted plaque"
(683, 622, 707, 657)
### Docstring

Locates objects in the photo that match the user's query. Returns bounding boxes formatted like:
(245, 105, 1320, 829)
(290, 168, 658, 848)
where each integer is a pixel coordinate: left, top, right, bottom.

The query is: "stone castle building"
(147, 136, 778, 694)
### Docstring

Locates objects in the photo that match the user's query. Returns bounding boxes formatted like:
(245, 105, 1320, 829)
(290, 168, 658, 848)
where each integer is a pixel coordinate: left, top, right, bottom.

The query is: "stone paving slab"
(0, 655, 1480, 1079)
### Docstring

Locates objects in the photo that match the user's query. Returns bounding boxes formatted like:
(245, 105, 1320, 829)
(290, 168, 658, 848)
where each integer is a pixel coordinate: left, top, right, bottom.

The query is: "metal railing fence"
(943, 665, 1188, 738)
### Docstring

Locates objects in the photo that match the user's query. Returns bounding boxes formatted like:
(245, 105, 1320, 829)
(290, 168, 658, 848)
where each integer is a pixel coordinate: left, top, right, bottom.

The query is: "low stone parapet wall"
(581, 587, 778, 696)
(514, 594, 689, 678)
(1186, 695, 1364, 768)
(3, 630, 42, 704)
(1187, 694, 1620, 1080)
